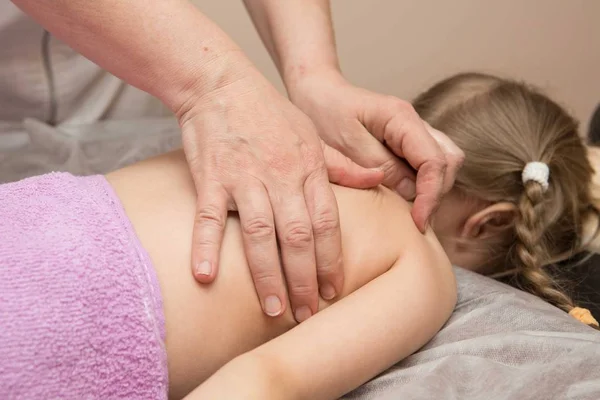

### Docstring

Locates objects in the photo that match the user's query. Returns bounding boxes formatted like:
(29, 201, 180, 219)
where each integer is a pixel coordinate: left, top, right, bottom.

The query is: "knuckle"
(302, 146, 326, 172)
(281, 221, 313, 248)
(378, 158, 404, 180)
(193, 236, 219, 247)
(390, 97, 415, 114)
(195, 204, 225, 230)
(289, 282, 316, 298)
(251, 269, 280, 287)
(311, 210, 340, 238)
(430, 154, 448, 171)
(317, 257, 341, 278)
(420, 156, 448, 189)
(309, 156, 326, 173)
(242, 215, 275, 239)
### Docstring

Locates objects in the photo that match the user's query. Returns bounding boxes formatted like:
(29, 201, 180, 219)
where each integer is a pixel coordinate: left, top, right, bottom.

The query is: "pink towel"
(0, 173, 168, 399)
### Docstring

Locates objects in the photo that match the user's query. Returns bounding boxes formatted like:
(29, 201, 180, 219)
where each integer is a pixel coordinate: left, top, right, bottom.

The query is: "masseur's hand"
(12, 0, 451, 321)
(287, 70, 465, 231)
(180, 64, 383, 322)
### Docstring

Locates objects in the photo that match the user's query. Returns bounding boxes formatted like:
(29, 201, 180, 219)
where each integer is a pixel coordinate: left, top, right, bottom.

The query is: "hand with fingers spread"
(14, 0, 384, 322)
(287, 71, 465, 231)
(181, 67, 383, 322)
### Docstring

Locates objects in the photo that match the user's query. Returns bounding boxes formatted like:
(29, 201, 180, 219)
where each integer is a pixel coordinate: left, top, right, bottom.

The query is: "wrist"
(283, 63, 343, 97)
(160, 47, 256, 120)
(285, 66, 348, 109)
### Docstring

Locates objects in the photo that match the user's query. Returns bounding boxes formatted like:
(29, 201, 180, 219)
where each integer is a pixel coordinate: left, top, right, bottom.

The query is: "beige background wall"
(195, 0, 600, 133)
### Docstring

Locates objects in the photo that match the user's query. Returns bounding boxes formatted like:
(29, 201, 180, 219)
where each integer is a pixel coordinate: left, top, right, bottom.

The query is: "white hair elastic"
(522, 161, 550, 192)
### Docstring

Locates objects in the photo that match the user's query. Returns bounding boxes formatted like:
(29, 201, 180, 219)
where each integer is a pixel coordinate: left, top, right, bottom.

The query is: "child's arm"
(184, 228, 456, 400)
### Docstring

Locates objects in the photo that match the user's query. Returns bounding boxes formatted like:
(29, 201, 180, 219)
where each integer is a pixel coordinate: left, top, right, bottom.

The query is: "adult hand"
(287, 70, 465, 231)
(179, 65, 383, 322)
(11, 0, 385, 322)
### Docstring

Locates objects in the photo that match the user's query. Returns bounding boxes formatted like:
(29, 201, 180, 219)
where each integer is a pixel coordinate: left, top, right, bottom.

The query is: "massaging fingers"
(366, 98, 447, 231)
(321, 139, 385, 190)
(423, 121, 465, 195)
(337, 120, 417, 199)
(303, 164, 344, 301)
(271, 184, 319, 323)
(385, 113, 446, 231)
(190, 180, 229, 283)
(234, 181, 287, 317)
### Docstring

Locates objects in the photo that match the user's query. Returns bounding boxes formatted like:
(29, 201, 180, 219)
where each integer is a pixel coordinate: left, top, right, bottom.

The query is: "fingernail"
(294, 306, 312, 323)
(195, 260, 212, 276)
(396, 178, 416, 200)
(320, 283, 336, 300)
(264, 295, 283, 317)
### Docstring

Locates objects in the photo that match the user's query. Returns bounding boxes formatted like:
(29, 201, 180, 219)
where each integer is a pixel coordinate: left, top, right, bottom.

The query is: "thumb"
(322, 141, 384, 188)
(335, 122, 418, 198)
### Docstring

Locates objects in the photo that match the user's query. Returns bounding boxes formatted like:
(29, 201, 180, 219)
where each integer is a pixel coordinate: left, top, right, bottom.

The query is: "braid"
(413, 72, 598, 327)
(514, 181, 576, 313)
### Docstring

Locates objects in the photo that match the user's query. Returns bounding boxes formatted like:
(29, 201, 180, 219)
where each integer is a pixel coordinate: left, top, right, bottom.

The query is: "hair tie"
(569, 307, 599, 328)
(522, 161, 550, 192)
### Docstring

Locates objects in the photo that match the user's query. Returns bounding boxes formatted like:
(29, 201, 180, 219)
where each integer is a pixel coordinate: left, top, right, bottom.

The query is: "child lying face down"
(0, 72, 597, 400)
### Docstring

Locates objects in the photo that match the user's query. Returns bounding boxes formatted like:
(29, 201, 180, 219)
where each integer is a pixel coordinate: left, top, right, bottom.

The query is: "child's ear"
(461, 202, 517, 239)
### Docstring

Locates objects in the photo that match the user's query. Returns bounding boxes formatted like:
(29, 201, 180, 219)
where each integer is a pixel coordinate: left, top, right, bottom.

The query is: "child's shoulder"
(331, 184, 423, 263)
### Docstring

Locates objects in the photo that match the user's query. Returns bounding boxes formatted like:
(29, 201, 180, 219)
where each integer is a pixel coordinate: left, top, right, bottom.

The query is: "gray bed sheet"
(344, 267, 600, 400)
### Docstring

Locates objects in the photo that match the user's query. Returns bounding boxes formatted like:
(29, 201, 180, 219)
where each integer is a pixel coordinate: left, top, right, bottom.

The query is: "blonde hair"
(414, 72, 598, 323)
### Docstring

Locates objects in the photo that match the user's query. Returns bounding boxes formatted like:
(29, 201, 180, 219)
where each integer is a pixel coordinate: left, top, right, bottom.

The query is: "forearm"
(11, 0, 252, 115)
(243, 0, 341, 89)
(183, 354, 285, 400)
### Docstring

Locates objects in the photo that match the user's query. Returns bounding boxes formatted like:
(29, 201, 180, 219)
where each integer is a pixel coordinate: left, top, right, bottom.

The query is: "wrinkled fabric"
(0, 173, 168, 399)
(345, 267, 600, 400)
(0, 2, 175, 180)
(0, 2, 169, 125)
(0, 118, 181, 183)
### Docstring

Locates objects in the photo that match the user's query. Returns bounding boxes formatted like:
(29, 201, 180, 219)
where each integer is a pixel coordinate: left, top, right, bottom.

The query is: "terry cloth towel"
(0, 173, 167, 399)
